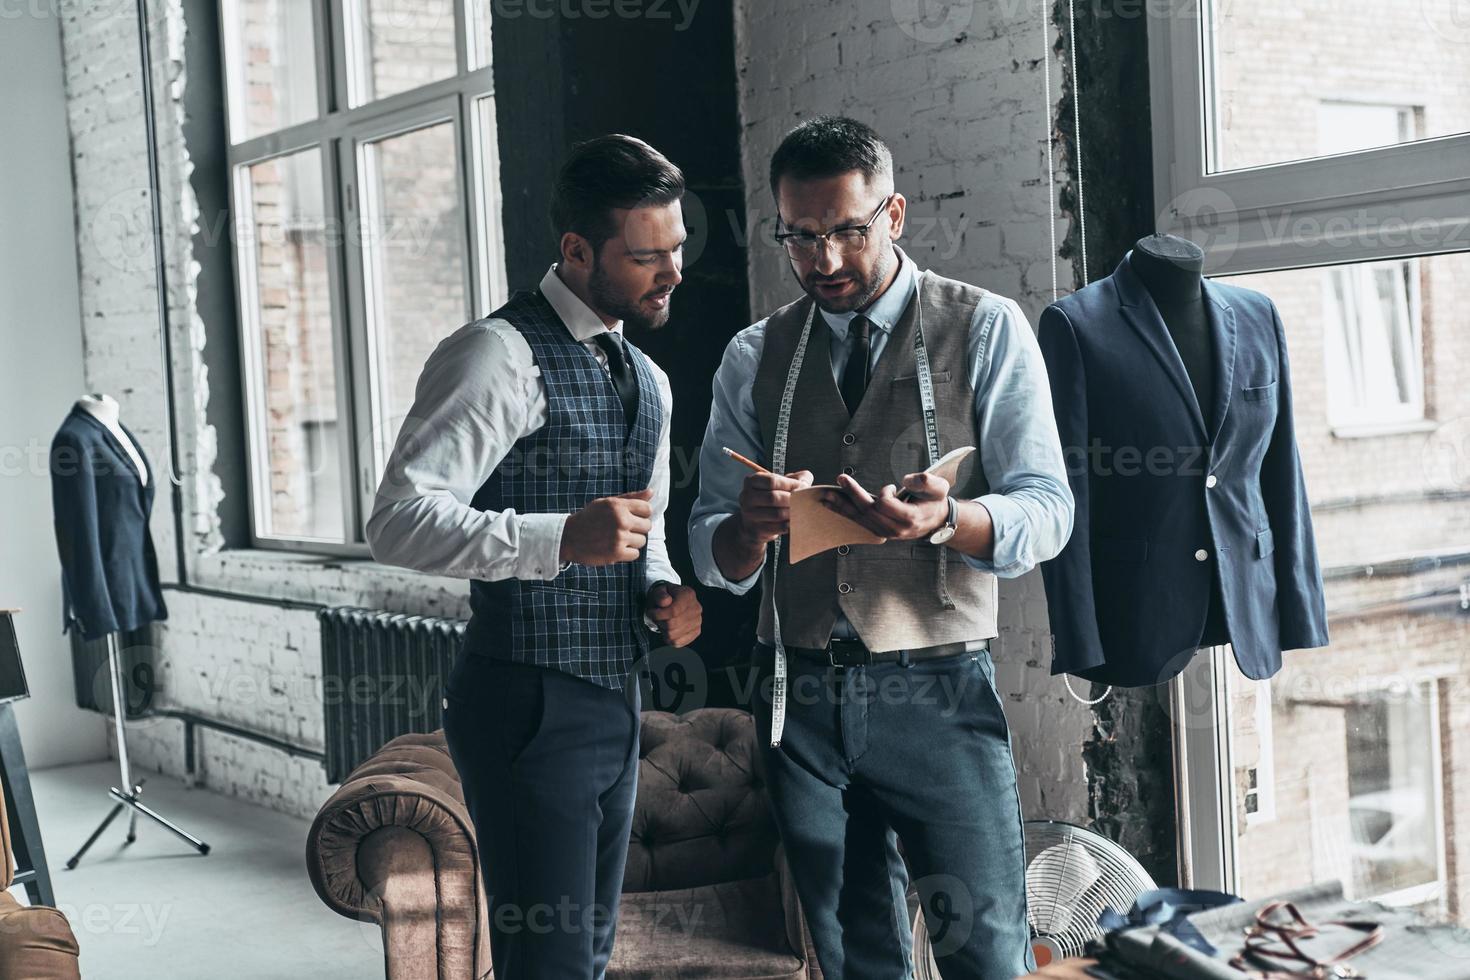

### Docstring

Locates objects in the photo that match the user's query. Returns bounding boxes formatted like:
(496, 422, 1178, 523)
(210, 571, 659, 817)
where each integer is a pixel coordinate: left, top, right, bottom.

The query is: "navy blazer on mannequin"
(1037, 253, 1328, 686)
(49, 407, 168, 641)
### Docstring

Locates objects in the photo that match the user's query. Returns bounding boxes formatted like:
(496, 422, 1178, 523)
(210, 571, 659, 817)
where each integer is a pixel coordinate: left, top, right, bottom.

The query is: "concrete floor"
(13, 761, 383, 979)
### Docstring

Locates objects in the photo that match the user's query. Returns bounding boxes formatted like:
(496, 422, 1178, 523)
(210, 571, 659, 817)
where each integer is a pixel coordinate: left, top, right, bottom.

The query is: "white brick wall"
(734, 0, 1094, 822)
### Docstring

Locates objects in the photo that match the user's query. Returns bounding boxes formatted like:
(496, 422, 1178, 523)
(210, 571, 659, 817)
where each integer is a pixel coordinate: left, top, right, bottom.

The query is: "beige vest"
(752, 271, 998, 651)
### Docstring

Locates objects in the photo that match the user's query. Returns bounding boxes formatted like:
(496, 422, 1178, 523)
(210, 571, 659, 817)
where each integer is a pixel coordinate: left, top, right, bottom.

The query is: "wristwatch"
(928, 496, 959, 545)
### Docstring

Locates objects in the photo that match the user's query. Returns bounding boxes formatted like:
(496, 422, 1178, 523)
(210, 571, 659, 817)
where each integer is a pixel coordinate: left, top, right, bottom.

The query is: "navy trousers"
(751, 643, 1037, 979)
(442, 652, 641, 979)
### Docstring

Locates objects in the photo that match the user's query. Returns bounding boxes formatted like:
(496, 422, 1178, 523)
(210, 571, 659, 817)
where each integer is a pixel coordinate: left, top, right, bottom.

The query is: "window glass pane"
(1320, 260, 1423, 427)
(347, 0, 458, 106)
(1220, 251, 1470, 922)
(224, 0, 318, 141)
(1206, 0, 1469, 171)
(471, 96, 508, 317)
(359, 121, 467, 479)
(239, 148, 344, 540)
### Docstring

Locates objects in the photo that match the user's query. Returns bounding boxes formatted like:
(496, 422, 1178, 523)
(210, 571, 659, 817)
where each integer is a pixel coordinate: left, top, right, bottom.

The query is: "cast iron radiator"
(318, 606, 467, 783)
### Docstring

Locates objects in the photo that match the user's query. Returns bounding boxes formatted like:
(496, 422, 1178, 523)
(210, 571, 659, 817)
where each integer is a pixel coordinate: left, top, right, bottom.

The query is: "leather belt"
(758, 637, 987, 669)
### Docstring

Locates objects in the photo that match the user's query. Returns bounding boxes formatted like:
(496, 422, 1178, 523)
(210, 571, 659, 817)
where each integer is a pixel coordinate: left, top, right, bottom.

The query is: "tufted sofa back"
(623, 709, 778, 893)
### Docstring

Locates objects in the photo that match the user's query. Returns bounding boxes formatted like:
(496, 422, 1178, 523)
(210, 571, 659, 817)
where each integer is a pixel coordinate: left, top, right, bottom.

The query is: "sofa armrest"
(774, 842, 822, 980)
(305, 732, 489, 980)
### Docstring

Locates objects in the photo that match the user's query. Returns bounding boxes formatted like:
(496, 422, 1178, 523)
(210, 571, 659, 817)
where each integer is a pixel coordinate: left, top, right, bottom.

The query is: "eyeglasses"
(774, 194, 894, 257)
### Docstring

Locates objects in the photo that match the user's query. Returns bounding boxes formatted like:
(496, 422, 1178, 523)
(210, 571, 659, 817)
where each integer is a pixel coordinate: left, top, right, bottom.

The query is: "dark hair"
(768, 115, 894, 197)
(550, 134, 685, 249)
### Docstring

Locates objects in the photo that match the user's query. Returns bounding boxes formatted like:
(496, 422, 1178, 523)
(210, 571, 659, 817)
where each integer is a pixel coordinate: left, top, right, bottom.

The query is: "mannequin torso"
(76, 393, 148, 487)
(1129, 234, 1216, 424)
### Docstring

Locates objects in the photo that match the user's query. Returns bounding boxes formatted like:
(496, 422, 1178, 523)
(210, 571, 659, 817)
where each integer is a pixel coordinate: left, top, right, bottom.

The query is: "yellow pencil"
(722, 446, 771, 474)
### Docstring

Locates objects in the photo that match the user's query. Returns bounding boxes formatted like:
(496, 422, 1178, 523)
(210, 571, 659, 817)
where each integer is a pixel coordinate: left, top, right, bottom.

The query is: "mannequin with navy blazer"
(1038, 234, 1329, 687)
(49, 393, 208, 868)
(49, 393, 168, 641)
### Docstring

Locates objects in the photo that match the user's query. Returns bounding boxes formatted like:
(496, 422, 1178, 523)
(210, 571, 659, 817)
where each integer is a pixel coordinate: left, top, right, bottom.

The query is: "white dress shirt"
(366, 265, 679, 594)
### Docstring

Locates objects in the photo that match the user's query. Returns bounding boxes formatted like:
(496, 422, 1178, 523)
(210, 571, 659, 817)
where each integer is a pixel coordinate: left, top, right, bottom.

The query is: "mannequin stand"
(65, 632, 209, 868)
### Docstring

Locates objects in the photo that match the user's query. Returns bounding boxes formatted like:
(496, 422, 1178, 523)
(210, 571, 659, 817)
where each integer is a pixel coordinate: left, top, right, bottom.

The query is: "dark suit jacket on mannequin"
(49, 407, 168, 641)
(1038, 252, 1328, 686)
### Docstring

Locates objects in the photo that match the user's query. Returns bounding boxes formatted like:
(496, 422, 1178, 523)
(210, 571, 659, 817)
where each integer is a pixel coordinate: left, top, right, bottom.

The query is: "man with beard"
(367, 134, 702, 978)
(690, 116, 1072, 978)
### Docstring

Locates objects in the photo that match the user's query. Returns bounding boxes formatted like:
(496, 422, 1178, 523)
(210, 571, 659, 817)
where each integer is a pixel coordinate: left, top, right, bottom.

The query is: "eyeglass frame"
(774, 193, 896, 257)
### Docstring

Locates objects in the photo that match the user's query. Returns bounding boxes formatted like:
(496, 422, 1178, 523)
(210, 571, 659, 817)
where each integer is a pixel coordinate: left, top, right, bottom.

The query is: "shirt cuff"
(690, 514, 764, 595)
(513, 512, 570, 581)
(961, 494, 1032, 578)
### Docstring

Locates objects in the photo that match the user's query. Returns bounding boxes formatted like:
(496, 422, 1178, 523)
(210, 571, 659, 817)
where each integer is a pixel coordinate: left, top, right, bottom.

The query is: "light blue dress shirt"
(688, 249, 1074, 641)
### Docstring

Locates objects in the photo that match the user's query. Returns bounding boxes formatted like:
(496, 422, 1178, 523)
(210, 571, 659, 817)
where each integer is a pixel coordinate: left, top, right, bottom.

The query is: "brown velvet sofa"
(0, 776, 81, 979)
(306, 708, 820, 979)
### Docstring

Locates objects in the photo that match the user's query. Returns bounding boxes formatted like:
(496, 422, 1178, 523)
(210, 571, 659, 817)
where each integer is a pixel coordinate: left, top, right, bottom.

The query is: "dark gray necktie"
(593, 332, 639, 429)
(840, 314, 872, 417)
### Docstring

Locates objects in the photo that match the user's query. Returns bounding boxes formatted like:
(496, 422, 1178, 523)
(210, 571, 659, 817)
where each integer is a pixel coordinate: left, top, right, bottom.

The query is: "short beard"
(589, 250, 671, 332)
(796, 242, 896, 314)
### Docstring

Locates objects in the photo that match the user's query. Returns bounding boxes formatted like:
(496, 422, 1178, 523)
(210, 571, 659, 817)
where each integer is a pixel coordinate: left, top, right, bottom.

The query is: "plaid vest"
(463, 289, 663, 689)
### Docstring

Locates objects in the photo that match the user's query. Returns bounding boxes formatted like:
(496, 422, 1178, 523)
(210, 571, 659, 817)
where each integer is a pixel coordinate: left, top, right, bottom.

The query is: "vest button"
(842, 433, 856, 446)
(842, 466, 855, 476)
(838, 582, 853, 594)
(1194, 549, 1208, 561)
(836, 545, 850, 556)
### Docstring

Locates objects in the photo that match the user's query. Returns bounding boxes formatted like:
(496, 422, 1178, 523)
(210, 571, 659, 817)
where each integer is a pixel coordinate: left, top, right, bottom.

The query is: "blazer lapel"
(1114, 257, 1208, 439)
(77, 408, 147, 488)
(1202, 280, 1237, 444)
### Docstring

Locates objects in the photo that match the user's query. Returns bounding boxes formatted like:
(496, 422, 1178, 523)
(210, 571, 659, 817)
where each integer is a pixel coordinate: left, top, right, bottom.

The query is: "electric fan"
(913, 819, 1157, 976)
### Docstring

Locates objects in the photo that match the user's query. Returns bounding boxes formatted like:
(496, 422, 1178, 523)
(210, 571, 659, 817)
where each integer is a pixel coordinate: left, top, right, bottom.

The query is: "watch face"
(929, 525, 957, 545)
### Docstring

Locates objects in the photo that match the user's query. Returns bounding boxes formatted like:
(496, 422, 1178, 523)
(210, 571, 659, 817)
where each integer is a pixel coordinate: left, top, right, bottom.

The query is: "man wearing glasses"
(689, 116, 1072, 978)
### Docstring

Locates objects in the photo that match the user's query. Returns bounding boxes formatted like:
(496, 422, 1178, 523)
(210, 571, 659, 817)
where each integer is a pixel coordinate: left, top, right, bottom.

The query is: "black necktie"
(840, 314, 872, 417)
(593, 332, 640, 429)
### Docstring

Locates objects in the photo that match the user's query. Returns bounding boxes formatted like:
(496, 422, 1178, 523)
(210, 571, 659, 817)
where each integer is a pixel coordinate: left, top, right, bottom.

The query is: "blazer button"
(842, 433, 856, 446)
(838, 582, 853, 594)
(837, 544, 850, 556)
(1194, 549, 1208, 561)
(842, 466, 855, 476)
(1205, 474, 1218, 488)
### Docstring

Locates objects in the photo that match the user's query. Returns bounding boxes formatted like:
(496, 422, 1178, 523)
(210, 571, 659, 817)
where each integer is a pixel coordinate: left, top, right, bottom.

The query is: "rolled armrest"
(305, 732, 489, 980)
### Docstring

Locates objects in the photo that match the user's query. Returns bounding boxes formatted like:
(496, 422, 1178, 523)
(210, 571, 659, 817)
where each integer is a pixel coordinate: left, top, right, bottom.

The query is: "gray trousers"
(751, 643, 1037, 980)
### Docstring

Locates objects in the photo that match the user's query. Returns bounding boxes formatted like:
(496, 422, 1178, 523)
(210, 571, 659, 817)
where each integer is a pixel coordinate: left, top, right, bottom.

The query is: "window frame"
(220, 0, 506, 555)
(1149, 0, 1470, 893)
(1147, 0, 1470, 277)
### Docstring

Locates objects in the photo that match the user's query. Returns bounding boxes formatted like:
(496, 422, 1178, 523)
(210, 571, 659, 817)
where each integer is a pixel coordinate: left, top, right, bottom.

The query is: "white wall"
(734, 0, 1094, 821)
(0, 5, 109, 768)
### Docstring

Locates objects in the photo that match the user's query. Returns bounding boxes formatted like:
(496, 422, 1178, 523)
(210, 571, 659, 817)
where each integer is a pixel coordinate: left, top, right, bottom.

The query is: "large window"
(1150, 0, 1470, 926)
(222, 0, 506, 550)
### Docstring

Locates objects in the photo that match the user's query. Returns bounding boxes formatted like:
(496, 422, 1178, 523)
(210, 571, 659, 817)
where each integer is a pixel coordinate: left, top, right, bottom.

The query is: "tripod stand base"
(65, 778, 210, 869)
(65, 631, 212, 869)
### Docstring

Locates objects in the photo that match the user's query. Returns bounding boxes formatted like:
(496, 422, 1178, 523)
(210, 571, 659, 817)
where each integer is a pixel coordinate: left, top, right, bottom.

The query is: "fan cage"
(913, 819, 1157, 975)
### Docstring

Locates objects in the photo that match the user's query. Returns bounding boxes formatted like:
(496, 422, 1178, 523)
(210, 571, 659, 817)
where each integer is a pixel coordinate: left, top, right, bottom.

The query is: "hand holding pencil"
(722, 447, 815, 546)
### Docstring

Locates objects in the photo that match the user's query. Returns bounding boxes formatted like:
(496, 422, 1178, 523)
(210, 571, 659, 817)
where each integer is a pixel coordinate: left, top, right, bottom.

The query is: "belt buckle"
(826, 639, 870, 668)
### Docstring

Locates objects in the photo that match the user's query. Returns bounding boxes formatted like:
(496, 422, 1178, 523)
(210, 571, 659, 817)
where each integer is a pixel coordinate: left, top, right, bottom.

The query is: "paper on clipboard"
(787, 446, 975, 564)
